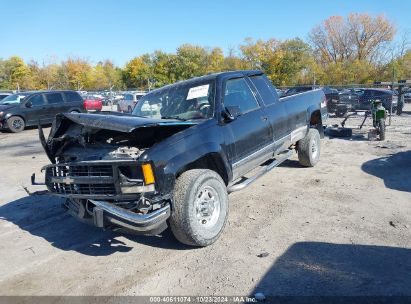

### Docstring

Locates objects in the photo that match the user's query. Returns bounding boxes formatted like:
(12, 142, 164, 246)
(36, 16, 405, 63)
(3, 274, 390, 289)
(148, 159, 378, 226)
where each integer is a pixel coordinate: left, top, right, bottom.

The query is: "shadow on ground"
(362, 150, 411, 193)
(0, 195, 188, 256)
(252, 242, 411, 297)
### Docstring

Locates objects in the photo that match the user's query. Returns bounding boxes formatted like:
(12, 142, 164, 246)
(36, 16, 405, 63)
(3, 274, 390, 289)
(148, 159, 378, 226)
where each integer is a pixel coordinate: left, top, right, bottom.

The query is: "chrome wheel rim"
(12, 119, 22, 130)
(195, 185, 220, 228)
(311, 139, 318, 159)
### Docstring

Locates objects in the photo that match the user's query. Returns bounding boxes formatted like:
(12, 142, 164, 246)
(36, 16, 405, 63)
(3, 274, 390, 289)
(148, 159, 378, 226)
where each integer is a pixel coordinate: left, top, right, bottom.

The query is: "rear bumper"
(64, 199, 171, 234)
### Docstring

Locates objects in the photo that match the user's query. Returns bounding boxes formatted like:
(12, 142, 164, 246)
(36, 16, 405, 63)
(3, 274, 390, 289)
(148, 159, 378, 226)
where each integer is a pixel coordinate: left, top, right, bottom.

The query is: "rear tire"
(298, 128, 321, 167)
(396, 102, 403, 115)
(7, 116, 25, 133)
(326, 127, 352, 138)
(335, 108, 347, 117)
(378, 118, 386, 141)
(170, 169, 228, 247)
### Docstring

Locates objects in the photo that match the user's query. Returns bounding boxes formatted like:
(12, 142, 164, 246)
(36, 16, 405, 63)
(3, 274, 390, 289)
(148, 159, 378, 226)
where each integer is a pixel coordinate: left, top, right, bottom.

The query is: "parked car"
(404, 92, 411, 103)
(83, 95, 103, 112)
(0, 90, 85, 132)
(117, 91, 146, 112)
(0, 92, 12, 101)
(38, 70, 327, 247)
(321, 87, 340, 114)
(336, 88, 398, 116)
(284, 86, 339, 115)
(283, 86, 313, 96)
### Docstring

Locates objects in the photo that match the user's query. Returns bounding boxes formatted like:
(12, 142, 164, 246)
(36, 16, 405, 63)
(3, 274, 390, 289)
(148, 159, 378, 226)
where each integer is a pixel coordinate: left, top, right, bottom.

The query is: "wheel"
(396, 102, 403, 115)
(298, 128, 321, 167)
(378, 118, 386, 141)
(326, 127, 352, 138)
(7, 116, 25, 133)
(335, 108, 347, 117)
(170, 169, 228, 247)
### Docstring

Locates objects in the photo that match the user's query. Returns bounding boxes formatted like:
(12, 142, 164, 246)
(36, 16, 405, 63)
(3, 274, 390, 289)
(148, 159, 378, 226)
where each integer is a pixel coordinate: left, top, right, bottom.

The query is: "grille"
(46, 164, 117, 196)
(51, 165, 113, 177)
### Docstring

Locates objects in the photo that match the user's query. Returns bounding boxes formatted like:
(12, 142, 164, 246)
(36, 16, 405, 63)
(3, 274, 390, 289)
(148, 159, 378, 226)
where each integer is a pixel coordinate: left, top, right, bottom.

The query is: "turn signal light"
(142, 163, 155, 185)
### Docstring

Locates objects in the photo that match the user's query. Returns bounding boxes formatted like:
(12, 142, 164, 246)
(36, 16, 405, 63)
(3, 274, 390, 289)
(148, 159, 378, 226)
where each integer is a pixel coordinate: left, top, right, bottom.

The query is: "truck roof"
(154, 70, 265, 92)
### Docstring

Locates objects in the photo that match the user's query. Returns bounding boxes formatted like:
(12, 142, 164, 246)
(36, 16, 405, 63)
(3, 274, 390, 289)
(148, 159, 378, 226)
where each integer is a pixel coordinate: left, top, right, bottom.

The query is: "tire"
(335, 108, 347, 117)
(326, 127, 352, 138)
(396, 102, 403, 115)
(170, 169, 228, 247)
(7, 116, 25, 133)
(298, 128, 321, 167)
(378, 118, 386, 141)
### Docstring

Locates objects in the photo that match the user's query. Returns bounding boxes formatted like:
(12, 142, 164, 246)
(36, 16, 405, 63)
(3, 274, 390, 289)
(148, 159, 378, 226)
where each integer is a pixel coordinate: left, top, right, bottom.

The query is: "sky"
(1, 0, 410, 67)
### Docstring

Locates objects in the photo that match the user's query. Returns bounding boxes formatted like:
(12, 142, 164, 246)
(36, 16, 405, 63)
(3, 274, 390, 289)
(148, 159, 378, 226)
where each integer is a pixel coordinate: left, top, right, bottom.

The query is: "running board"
(227, 149, 294, 193)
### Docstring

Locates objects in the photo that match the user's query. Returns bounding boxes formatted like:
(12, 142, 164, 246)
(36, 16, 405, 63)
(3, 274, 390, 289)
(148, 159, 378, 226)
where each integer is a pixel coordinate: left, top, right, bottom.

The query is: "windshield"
(132, 80, 215, 120)
(0, 93, 30, 105)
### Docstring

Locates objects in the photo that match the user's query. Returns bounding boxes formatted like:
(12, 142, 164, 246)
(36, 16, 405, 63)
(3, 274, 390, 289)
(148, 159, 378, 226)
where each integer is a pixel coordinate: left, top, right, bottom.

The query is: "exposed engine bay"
(37, 112, 195, 234)
(40, 112, 196, 163)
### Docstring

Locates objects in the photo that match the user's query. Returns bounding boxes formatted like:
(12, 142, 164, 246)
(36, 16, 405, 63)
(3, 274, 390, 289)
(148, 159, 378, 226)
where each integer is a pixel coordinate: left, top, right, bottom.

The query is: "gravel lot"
(0, 105, 410, 297)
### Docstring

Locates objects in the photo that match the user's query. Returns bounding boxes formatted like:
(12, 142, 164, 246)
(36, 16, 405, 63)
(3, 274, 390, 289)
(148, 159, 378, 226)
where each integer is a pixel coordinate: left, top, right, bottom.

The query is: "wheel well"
(177, 153, 229, 185)
(309, 110, 321, 126)
(309, 110, 324, 138)
(7, 115, 25, 123)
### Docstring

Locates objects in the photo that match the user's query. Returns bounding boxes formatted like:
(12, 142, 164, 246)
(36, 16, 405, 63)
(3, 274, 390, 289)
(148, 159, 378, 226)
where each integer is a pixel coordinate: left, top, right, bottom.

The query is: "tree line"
(0, 13, 410, 91)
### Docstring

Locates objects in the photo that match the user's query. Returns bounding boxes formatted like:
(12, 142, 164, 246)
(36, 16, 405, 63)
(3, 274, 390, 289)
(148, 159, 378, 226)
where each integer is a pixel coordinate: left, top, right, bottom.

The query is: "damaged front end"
(38, 112, 194, 234)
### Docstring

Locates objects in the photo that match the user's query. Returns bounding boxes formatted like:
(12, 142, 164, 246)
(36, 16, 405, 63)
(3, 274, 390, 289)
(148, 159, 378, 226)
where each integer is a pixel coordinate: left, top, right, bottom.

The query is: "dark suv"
(0, 90, 84, 132)
(283, 86, 339, 114)
(338, 88, 398, 116)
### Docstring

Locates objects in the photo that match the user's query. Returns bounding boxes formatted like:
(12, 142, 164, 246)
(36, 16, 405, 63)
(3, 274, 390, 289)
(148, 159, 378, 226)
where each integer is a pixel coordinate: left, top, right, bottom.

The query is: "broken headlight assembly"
(118, 163, 155, 194)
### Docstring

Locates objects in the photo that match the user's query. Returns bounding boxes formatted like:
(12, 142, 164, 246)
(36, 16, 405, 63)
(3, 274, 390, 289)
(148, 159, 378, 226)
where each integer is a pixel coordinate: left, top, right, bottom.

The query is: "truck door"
(221, 77, 273, 180)
(247, 75, 289, 149)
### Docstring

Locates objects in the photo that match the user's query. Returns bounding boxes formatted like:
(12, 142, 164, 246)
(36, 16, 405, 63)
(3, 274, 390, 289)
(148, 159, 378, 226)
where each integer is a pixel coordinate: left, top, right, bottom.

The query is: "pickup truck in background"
(38, 70, 327, 247)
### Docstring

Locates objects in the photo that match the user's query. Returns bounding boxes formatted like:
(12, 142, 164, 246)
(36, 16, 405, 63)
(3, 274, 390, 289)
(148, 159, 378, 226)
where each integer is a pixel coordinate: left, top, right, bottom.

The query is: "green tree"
(0, 56, 31, 90)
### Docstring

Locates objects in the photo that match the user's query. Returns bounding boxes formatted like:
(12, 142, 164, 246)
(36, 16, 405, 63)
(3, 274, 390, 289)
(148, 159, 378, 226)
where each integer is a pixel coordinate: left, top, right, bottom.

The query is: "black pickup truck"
(38, 70, 327, 247)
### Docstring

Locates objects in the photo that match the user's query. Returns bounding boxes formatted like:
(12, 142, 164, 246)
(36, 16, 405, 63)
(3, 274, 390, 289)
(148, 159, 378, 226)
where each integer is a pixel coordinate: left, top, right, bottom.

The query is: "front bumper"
(65, 198, 171, 234)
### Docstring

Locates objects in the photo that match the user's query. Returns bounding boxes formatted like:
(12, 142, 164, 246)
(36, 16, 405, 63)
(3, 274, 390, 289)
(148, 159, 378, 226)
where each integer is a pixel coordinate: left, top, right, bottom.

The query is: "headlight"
(118, 164, 156, 194)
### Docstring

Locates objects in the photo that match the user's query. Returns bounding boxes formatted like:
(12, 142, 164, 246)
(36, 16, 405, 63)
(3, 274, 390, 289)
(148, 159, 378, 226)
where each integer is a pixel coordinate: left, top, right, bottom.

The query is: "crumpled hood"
(40, 112, 197, 163)
(60, 112, 196, 133)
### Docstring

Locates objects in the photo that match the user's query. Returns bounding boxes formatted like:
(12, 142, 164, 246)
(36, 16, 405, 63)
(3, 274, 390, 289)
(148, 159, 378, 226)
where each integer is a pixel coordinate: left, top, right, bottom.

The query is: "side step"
(227, 149, 294, 193)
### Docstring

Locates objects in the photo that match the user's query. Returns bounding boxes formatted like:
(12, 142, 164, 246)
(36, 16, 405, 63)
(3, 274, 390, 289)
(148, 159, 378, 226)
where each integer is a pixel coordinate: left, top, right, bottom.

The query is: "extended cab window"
(224, 78, 259, 113)
(28, 94, 45, 106)
(249, 75, 278, 105)
(45, 93, 64, 104)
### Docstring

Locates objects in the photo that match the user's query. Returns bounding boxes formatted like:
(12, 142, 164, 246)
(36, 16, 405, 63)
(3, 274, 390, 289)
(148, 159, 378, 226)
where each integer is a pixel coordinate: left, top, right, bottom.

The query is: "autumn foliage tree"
(0, 13, 407, 90)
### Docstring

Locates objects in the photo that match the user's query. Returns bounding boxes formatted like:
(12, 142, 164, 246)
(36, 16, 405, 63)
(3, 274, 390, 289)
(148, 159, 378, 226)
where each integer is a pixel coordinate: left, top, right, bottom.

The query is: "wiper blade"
(161, 116, 187, 121)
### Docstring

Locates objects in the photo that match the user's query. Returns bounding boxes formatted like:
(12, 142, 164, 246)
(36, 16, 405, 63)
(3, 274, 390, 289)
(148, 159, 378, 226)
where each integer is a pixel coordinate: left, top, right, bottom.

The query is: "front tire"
(7, 116, 25, 133)
(298, 128, 321, 167)
(170, 169, 228, 247)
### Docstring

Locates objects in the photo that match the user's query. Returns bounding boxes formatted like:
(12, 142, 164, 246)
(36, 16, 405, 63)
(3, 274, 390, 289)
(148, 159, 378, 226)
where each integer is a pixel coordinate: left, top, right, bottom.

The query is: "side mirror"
(25, 101, 32, 108)
(223, 105, 242, 122)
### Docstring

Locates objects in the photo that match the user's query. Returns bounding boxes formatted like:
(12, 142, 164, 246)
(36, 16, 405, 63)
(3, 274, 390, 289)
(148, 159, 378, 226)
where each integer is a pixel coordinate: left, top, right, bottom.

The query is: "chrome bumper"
(65, 199, 171, 234)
